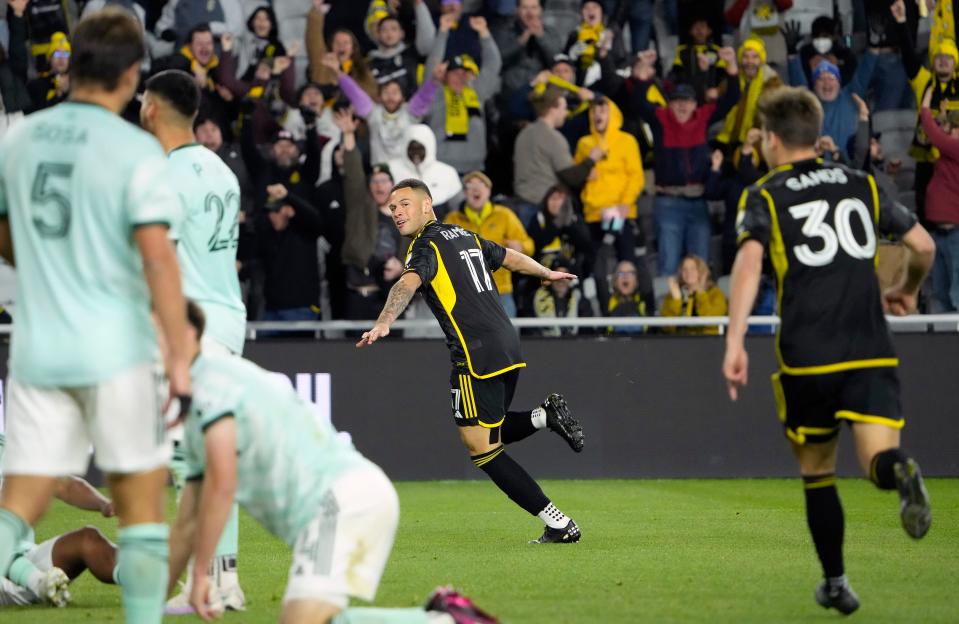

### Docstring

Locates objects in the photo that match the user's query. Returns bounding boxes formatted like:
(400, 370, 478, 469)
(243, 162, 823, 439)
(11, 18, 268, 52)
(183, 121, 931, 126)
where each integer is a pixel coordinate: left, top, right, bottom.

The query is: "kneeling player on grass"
(357, 179, 584, 544)
(724, 86, 935, 615)
(0, 434, 122, 608)
(169, 301, 497, 623)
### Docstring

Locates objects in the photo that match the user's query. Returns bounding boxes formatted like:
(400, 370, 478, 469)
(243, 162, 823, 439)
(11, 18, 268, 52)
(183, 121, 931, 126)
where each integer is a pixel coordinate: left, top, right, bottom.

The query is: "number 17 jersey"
(736, 158, 917, 373)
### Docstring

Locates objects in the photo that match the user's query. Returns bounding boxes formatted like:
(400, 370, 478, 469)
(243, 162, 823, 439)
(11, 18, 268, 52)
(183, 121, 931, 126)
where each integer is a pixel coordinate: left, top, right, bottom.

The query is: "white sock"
(531, 407, 547, 430)
(537, 502, 570, 529)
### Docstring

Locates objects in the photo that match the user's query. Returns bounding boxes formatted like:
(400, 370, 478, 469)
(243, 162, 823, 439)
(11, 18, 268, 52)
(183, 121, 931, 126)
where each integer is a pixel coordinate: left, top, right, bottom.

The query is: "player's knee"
(79, 526, 109, 551)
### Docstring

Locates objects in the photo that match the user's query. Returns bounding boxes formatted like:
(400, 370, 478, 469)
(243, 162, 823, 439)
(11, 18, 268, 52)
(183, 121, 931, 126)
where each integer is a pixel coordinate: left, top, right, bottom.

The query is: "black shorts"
(771, 366, 903, 445)
(449, 366, 519, 428)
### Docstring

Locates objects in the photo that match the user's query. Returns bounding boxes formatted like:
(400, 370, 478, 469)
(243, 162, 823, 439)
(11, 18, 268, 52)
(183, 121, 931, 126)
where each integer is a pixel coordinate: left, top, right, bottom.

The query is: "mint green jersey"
(182, 353, 367, 545)
(0, 102, 179, 386)
(169, 144, 246, 355)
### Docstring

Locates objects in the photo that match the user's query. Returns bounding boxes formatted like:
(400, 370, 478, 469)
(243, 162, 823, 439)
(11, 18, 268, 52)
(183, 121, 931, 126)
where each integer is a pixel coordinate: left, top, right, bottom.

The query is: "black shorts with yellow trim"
(449, 365, 519, 428)
(771, 366, 903, 445)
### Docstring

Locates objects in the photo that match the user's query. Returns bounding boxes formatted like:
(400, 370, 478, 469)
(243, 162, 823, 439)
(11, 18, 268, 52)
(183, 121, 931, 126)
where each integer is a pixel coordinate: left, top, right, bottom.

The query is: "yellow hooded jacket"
(444, 203, 534, 295)
(573, 99, 644, 223)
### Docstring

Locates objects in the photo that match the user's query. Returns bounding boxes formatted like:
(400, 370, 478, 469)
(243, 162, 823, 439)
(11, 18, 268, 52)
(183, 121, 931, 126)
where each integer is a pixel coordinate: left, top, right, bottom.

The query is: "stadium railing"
(237, 314, 959, 339)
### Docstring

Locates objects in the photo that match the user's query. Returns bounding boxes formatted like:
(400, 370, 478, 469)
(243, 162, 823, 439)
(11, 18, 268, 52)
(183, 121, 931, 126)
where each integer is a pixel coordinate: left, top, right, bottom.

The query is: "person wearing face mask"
(795, 16, 856, 87)
(444, 171, 534, 317)
(632, 48, 742, 277)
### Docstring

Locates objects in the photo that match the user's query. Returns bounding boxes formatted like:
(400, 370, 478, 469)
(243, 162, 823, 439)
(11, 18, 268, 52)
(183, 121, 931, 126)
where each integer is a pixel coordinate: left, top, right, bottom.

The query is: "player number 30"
(788, 198, 876, 267)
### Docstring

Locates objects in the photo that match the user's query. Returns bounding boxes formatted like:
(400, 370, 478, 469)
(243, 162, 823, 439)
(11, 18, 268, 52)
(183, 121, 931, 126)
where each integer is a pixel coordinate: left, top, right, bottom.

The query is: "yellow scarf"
(444, 86, 480, 139)
(464, 202, 492, 227)
(718, 69, 768, 145)
(180, 45, 220, 90)
(931, 0, 955, 63)
(577, 22, 604, 68)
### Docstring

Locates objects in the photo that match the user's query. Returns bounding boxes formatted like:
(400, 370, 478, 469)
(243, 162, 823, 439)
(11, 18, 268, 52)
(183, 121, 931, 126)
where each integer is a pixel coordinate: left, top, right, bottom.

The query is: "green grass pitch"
(4, 479, 957, 623)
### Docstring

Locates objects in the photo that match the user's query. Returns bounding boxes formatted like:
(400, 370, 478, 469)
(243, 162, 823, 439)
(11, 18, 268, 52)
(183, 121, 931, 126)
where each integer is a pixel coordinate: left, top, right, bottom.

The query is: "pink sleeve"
(920, 108, 959, 160)
(338, 73, 375, 118)
(408, 79, 440, 118)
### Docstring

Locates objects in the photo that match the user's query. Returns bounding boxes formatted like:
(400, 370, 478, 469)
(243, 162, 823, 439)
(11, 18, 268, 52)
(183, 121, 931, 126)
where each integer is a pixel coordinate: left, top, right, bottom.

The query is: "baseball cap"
(669, 84, 697, 101)
(272, 129, 296, 144)
(448, 54, 479, 74)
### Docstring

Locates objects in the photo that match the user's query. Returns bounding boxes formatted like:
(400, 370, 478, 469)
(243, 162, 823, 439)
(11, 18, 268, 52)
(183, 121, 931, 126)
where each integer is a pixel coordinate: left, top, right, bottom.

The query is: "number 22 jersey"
(736, 158, 917, 373)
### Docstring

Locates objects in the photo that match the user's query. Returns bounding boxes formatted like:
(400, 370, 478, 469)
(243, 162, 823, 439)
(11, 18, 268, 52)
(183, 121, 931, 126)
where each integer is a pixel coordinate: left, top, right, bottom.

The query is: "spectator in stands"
(725, 0, 792, 71)
(660, 255, 727, 335)
(606, 260, 647, 335)
(513, 86, 599, 223)
(533, 257, 592, 336)
(574, 95, 654, 314)
(632, 48, 741, 276)
(492, 0, 563, 98)
(527, 185, 592, 266)
(152, 0, 244, 48)
(24, 0, 77, 73)
(0, 0, 29, 137)
(218, 32, 296, 144)
(336, 56, 442, 165)
(788, 48, 879, 162)
(444, 170, 534, 317)
(423, 15, 501, 175)
(563, 0, 626, 88)
(337, 110, 405, 320)
(367, 4, 436, 97)
(669, 17, 726, 105)
(891, 0, 959, 226)
(155, 24, 233, 128)
(281, 82, 345, 185)
(716, 37, 781, 151)
(27, 31, 70, 112)
(256, 193, 325, 325)
(438, 0, 482, 65)
(863, 0, 916, 112)
(542, 0, 580, 43)
(307, 0, 378, 99)
(788, 15, 857, 87)
(242, 124, 321, 226)
(919, 87, 959, 312)
(387, 123, 463, 211)
(234, 5, 286, 81)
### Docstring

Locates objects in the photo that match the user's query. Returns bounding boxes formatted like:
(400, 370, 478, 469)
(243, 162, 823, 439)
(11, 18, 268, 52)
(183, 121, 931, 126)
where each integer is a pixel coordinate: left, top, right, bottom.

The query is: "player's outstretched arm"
(357, 271, 422, 348)
(54, 476, 115, 517)
(191, 418, 238, 620)
(168, 480, 201, 599)
(501, 248, 576, 282)
(723, 240, 763, 401)
(884, 224, 936, 315)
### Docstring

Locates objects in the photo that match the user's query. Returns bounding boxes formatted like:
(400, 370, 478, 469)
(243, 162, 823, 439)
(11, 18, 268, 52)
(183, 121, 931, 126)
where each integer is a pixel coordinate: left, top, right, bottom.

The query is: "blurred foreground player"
(140, 68, 247, 612)
(358, 179, 584, 544)
(724, 86, 935, 614)
(170, 301, 497, 623)
(0, 8, 192, 624)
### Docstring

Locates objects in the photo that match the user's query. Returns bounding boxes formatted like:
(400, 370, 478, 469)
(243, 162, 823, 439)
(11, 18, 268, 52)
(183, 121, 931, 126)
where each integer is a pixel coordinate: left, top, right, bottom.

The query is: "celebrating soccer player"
(140, 69, 248, 612)
(723, 86, 935, 614)
(357, 179, 585, 544)
(0, 8, 192, 624)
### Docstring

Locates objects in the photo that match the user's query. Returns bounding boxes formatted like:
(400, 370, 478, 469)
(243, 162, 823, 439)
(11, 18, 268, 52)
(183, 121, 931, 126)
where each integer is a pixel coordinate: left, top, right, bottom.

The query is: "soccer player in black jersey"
(357, 178, 585, 544)
(724, 86, 936, 614)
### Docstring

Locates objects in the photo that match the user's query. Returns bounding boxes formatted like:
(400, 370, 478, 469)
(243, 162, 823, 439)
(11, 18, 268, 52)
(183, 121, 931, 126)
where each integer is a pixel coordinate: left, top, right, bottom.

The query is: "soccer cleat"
(38, 567, 71, 608)
(895, 459, 932, 539)
(425, 586, 499, 624)
(218, 581, 246, 611)
(164, 587, 195, 616)
(543, 394, 584, 453)
(815, 577, 860, 615)
(529, 519, 581, 544)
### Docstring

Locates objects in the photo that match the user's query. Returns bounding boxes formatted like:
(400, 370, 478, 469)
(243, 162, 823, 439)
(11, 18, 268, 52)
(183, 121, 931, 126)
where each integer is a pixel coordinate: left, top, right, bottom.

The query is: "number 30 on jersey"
(788, 198, 876, 267)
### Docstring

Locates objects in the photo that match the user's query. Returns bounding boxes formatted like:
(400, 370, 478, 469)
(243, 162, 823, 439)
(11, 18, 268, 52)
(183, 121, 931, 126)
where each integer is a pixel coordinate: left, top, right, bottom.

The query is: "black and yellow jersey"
(736, 158, 917, 374)
(403, 221, 524, 378)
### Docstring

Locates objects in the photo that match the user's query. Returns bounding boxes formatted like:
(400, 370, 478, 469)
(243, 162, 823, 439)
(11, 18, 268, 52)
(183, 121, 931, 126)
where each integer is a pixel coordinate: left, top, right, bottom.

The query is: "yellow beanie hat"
(738, 37, 766, 65)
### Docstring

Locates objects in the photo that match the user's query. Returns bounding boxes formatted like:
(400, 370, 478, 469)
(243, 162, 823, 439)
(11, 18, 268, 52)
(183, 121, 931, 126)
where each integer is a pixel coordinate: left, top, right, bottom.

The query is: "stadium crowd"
(0, 0, 957, 327)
